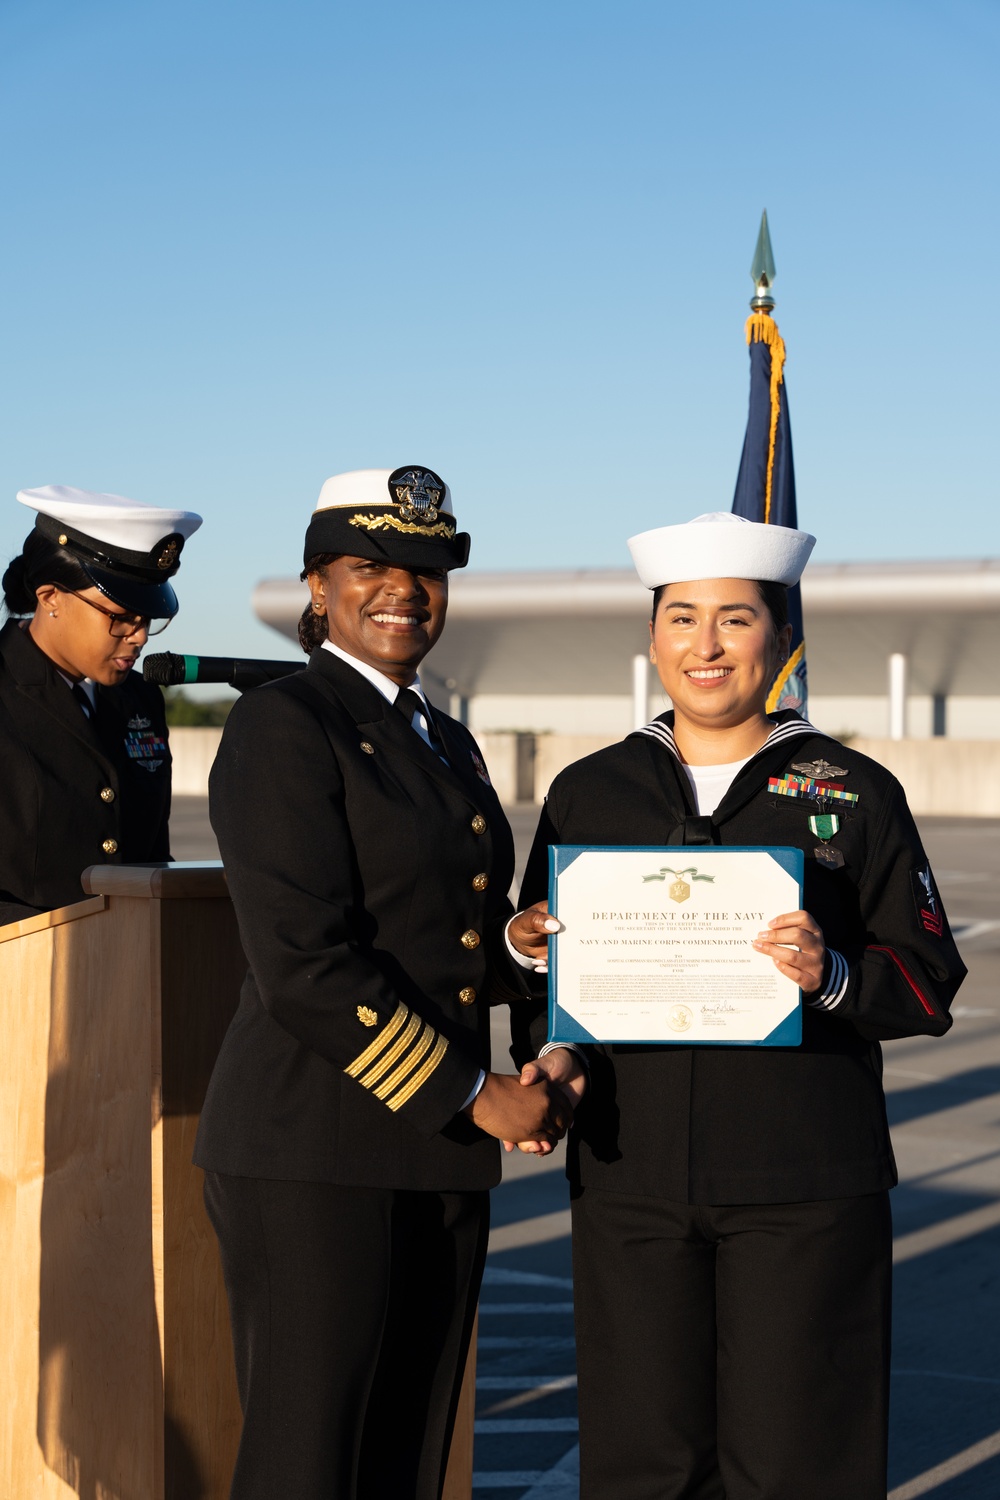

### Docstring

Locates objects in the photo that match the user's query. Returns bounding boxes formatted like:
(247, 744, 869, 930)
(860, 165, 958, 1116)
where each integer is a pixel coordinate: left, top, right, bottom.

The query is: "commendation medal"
(808, 813, 844, 868)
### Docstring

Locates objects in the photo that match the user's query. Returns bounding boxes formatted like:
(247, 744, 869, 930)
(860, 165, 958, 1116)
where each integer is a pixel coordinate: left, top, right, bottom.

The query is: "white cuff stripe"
(538, 1041, 590, 1075)
(809, 948, 849, 1010)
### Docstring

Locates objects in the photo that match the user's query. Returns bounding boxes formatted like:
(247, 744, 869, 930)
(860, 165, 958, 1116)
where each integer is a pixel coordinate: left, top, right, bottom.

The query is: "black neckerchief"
(632, 709, 823, 846)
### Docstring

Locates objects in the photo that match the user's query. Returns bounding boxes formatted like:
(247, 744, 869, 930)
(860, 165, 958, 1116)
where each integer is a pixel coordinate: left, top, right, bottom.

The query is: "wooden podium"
(0, 862, 477, 1500)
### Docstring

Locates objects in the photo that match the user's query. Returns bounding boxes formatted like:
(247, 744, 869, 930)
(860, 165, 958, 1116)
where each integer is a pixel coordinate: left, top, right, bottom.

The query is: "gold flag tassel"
(745, 312, 786, 526)
(766, 640, 805, 715)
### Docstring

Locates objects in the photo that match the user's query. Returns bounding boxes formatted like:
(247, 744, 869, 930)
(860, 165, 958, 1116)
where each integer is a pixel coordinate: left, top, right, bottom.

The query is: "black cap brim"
(81, 560, 179, 619)
(303, 510, 470, 571)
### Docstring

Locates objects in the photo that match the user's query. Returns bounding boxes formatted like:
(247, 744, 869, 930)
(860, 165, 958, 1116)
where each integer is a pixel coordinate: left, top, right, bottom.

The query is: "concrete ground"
(172, 801, 1000, 1498)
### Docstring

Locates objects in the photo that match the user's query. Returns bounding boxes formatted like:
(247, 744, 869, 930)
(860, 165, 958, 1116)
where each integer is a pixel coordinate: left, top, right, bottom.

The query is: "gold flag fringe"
(745, 312, 786, 525)
(766, 639, 805, 715)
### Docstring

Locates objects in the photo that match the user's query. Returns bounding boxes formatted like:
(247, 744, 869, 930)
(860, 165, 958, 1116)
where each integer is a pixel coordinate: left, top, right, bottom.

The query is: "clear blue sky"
(1, 0, 997, 662)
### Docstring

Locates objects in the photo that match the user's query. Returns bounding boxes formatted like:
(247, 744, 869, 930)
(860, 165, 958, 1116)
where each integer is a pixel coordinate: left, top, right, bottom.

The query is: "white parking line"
(951, 919, 1000, 942)
(893, 1200, 1000, 1262)
(475, 1418, 579, 1435)
(479, 1336, 576, 1349)
(518, 1443, 581, 1497)
(893, 1367, 1000, 1385)
(482, 1267, 574, 1290)
(887, 1428, 1000, 1498)
(472, 1471, 574, 1491)
(478, 1376, 577, 1390)
(488, 1209, 572, 1253)
(479, 1302, 574, 1315)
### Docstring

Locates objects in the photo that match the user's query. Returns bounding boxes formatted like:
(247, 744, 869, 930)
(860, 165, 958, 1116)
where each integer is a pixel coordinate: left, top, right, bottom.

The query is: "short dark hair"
(2, 529, 93, 617)
(651, 578, 788, 632)
(297, 552, 341, 654)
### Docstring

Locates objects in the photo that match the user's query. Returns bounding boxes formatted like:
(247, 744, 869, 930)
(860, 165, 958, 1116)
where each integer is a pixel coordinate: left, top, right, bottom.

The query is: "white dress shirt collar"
(320, 640, 441, 756)
(320, 639, 428, 708)
(56, 670, 97, 709)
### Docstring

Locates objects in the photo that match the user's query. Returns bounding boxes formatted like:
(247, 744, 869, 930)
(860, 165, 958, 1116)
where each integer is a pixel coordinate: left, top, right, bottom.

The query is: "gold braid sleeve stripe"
(358, 1012, 423, 1089)
(344, 1002, 409, 1079)
(386, 1034, 449, 1112)
(373, 1024, 437, 1101)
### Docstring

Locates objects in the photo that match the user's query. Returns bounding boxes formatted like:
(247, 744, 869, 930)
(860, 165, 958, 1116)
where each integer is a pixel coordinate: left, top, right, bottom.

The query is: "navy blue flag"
(731, 314, 807, 714)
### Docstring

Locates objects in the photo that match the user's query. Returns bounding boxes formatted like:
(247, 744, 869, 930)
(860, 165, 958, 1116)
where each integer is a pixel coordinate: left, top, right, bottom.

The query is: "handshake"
(463, 1047, 588, 1156)
(463, 901, 588, 1156)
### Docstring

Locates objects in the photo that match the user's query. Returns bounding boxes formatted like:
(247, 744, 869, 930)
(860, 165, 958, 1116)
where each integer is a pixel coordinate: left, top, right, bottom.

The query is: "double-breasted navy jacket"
(194, 647, 519, 1192)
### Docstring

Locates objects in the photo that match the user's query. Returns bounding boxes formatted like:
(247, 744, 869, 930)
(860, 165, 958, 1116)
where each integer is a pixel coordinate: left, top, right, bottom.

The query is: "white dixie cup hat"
(627, 512, 815, 591)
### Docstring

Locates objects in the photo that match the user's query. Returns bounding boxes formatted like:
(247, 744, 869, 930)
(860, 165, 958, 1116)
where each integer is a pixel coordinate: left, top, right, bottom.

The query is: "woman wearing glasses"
(0, 484, 202, 927)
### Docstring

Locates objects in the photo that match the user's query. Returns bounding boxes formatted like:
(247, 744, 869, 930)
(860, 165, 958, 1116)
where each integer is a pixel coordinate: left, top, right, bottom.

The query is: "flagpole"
(731, 210, 809, 717)
(749, 209, 776, 313)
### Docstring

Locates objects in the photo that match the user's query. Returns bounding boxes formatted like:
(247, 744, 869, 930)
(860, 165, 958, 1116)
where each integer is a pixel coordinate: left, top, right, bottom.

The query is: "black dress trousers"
(571, 1187, 893, 1500)
(204, 1174, 489, 1500)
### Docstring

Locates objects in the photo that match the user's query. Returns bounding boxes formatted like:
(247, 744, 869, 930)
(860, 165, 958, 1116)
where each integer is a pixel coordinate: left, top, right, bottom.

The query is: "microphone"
(143, 652, 304, 692)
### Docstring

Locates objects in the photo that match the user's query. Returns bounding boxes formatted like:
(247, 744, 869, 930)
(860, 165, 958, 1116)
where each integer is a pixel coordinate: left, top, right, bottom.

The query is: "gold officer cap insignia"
(357, 1005, 378, 1027)
(156, 537, 181, 570)
(388, 466, 444, 524)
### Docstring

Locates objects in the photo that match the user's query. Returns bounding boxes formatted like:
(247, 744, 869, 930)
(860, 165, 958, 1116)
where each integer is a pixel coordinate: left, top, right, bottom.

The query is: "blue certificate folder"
(547, 845, 804, 1048)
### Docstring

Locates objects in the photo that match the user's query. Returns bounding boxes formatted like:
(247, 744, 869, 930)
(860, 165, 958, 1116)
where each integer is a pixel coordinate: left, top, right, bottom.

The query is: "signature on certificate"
(701, 999, 738, 1016)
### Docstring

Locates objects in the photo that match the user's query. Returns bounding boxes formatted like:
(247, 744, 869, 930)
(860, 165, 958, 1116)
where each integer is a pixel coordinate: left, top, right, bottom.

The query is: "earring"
(313, 603, 322, 613)
(48, 611, 57, 618)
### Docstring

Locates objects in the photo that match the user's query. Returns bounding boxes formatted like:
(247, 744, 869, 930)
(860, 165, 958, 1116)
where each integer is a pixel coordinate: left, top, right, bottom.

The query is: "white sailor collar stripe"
(633, 712, 820, 767)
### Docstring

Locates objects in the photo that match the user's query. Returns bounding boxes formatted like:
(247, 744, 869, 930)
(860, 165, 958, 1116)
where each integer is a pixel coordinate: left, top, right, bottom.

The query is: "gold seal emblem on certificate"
(667, 1004, 694, 1033)
(642, 866, 716, 904)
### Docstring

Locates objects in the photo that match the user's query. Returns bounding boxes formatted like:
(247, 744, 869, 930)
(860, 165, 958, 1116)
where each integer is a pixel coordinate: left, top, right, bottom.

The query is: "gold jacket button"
(360, 741, 375, 755)
(100, 786, 116, 803)
(460, 929, 481, 950)
(459, 987, 477, 1006)
(102, 838, 118, 854)
(471, 814, 487, 835)
(472, 872, 489, 892)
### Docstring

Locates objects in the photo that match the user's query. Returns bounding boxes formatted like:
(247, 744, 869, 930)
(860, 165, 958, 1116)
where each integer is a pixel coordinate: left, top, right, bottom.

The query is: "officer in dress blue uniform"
(0, 485, 202, 927)
(195, 467, 572, 1500)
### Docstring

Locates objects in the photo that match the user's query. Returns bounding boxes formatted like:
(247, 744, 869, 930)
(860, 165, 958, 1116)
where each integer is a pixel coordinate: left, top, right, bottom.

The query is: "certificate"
(548, 846, 803, 1047)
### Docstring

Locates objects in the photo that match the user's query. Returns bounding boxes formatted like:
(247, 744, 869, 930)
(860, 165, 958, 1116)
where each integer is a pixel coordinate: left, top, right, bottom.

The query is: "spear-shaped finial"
(749, 209, 776, 312)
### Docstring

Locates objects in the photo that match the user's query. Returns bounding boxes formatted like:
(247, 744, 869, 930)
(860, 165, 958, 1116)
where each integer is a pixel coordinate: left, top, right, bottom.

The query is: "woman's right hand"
(465, 1071, 572, 1145)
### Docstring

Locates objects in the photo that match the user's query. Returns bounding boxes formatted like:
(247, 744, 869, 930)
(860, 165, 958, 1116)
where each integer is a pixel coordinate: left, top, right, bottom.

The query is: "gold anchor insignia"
(155, 538, 180, 570)
(357, 1005, 378, 1027)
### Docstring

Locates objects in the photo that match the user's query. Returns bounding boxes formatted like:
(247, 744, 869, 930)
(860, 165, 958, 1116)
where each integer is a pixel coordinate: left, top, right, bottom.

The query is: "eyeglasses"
(58, 588, 172, 637)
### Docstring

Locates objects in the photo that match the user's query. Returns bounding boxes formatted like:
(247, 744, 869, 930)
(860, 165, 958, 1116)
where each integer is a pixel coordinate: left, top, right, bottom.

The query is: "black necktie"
(71, 682, 94, 720)
(395, 687, 441, 751)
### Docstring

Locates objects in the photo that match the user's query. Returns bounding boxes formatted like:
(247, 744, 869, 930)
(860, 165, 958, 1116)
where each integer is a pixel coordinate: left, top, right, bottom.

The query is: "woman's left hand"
(754, 910, 826, 994)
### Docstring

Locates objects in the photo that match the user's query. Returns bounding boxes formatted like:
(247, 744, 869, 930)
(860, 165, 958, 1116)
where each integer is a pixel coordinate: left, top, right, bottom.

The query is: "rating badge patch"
(911, 864, 943, 937)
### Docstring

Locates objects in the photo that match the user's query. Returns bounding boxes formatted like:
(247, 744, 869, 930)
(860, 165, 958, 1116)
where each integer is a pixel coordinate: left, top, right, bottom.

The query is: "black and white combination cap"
(303, 467, 470, 572)
(17, 485, 203, 619)
(628, 511, 815, 590)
